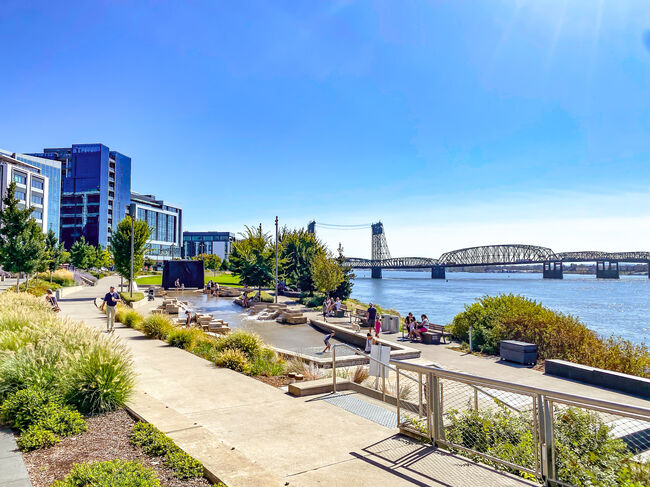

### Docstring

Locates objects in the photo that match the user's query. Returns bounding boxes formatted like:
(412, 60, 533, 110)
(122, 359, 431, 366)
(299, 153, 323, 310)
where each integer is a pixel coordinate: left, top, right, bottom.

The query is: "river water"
(351, 270, 649, 345)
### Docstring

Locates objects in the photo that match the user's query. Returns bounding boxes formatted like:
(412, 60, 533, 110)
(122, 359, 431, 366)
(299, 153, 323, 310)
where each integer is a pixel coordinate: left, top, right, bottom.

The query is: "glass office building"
(29, 144, 131, 249)
(130, 192, 182, 263)
(0, 149, 61, 239)
(183, 231, 235, 261)
(0, 153, 50, 232)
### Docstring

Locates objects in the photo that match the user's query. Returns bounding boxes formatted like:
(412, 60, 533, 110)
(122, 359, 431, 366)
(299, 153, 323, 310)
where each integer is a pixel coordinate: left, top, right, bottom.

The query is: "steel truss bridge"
(307, 221, 650, 279)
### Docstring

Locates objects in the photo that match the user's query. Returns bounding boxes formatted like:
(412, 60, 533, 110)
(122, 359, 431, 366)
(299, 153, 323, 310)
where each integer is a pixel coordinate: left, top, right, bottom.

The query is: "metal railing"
(392, 360, 650, 487)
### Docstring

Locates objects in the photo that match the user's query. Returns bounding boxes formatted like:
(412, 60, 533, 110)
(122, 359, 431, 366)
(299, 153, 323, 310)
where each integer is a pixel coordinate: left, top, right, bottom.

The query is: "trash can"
(389, 315, 400, 333)
(381, 314, 391, 332)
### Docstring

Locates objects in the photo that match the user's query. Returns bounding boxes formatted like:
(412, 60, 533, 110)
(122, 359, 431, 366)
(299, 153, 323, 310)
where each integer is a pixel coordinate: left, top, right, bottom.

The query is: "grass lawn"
(135, 272, 242, 287)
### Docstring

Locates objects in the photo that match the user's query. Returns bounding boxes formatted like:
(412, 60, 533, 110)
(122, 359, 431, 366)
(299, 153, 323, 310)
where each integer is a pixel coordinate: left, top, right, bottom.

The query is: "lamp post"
(129, 203, 136, 298)
(274, 216, 279, 304)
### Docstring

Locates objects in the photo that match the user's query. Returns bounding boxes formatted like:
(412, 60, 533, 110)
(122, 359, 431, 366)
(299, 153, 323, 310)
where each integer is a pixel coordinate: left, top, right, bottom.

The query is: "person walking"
(374, 316, 381, 337)
(99, 285, 121, 333)
(366, 302, 377, 333)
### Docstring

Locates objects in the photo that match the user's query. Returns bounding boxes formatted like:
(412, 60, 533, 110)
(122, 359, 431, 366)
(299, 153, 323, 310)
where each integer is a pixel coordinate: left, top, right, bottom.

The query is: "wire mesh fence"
(393, 362, 650, 487)
(437, 377, 540, 478)
(548, 400, 650, 487)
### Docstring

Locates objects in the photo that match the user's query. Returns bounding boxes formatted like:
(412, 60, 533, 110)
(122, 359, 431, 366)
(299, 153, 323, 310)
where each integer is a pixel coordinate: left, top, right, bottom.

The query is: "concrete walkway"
(0, 427, 31, 487)
(59, 276, 537, 487)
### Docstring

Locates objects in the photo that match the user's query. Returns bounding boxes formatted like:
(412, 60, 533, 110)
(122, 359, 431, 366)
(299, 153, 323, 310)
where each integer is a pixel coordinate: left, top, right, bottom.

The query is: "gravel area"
(22, 409, 212, 487)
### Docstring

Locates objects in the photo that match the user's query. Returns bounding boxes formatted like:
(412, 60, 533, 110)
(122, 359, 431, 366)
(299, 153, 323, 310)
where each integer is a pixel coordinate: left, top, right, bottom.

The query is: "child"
(374, 317, 381, 337)
(322, 331, 335, 353)
(365, 332, 375, 353)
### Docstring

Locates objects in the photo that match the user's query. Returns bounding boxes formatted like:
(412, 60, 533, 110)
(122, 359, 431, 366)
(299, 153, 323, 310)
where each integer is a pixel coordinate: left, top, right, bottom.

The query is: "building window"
(13, 172, 27, 185)
(32, 178, 44, 190)
(32, 210, 43, 220)
(15, 190, 26, 201)
(31, 194, 43, 205)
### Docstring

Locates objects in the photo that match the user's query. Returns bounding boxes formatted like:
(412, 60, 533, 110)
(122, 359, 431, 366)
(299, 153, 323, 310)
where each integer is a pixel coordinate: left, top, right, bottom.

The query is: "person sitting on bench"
(412, 314, 430, 341)
(45, 289, 60, 312)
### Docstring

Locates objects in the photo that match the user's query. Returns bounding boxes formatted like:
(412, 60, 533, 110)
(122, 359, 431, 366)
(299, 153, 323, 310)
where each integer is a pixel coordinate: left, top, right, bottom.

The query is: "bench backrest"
(429, 323, 446, 332)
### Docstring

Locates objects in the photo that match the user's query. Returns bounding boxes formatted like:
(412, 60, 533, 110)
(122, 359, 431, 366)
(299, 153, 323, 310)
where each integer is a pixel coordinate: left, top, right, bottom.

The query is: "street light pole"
(129, 203, 136, 298)
(275, 216, 278, 304)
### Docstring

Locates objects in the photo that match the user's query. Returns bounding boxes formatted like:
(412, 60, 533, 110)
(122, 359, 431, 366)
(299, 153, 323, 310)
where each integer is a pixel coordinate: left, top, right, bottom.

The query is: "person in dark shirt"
(99, 285, 121, 332)
(367, 303, 377, 333)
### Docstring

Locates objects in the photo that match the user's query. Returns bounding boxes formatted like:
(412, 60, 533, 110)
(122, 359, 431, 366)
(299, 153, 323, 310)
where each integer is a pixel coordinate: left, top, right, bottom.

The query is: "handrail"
(332, 343, 419, 382)
(391, 359, 650, 419)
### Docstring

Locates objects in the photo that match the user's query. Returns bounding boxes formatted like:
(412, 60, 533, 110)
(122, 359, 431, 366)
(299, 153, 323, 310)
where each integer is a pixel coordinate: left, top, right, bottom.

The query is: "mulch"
(21, 409, 212, 487)
(253, 375, 294, 388)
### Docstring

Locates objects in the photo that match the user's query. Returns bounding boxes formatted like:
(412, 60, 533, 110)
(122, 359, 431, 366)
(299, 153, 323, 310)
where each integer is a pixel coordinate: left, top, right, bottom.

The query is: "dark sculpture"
(162, 260, 204, 289)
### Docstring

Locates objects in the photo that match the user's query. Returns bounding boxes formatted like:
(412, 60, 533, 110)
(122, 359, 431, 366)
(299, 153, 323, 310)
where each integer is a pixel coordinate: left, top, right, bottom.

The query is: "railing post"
(332, 346, 337, 393)
(538, 394, 555, 486)
(426, 373, 433, 444)
(418, 372, 423, 417)
(396, 365, 401, 427)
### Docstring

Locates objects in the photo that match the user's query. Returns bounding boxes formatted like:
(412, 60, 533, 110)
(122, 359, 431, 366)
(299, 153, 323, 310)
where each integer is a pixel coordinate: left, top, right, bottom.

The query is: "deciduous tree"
(110, 216, 151, 290)
(311, 252, 343, 296)
(0, 182, 46, 291)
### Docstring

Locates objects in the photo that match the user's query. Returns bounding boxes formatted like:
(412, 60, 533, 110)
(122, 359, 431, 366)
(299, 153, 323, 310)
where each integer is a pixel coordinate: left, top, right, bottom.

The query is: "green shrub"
(214, 330, 262, 360)
(0, 387, 61, 430)
(299, 293, 325, 308)
(164, 447, 204, 479)
(129, 422, 203, 479)
(122, 309, 144, 329)
(51, 459, 161, 487)
(20, 279, 62, 296)
(214, 348, 249, 372)
(120, 292, 145, 304)
(16, 425, 60, 451)
(65, 342, 135, 415)
(449, 294, 650, 377)
(130, 422, 175, 456)
(37, 270, 76, 287)
(167, 329, 201, 350)
(141, 315, 174, 340)
(191, 337, 218, 360)
(36, 402, 87, 437)
(247, 348, 285, 376)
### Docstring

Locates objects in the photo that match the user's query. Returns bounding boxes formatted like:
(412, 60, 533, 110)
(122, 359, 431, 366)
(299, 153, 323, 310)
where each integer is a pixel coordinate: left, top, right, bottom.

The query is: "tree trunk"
(50, 270, 53, 283)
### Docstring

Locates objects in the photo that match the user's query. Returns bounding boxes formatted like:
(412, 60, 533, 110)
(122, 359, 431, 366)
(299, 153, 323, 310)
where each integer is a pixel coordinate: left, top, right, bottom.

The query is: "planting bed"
(21, 409, 212, 487)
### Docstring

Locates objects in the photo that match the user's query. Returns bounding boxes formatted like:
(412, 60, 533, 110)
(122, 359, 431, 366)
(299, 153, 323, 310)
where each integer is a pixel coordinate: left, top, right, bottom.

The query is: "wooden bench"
(428, 323, 452, 343)
(333, 304, 348, 318)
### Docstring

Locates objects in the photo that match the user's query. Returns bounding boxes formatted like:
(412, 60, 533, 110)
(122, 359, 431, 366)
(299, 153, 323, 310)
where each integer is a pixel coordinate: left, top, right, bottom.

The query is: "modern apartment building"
(130, 192, 182, 263)
(0, 153, 50, 232)
(29, 144, 131, 249)
(0, 149, 61, 238)
(183, 231, 235, 261)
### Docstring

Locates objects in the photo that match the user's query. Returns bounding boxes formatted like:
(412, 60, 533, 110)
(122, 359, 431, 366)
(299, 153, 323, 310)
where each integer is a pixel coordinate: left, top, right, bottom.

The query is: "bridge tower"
(543, 261, 563, 279)
(596, 260, 619, 279)
(371, 222, 391, 279)
(307, 221, 316, 234)
(431, 265, 445, 279)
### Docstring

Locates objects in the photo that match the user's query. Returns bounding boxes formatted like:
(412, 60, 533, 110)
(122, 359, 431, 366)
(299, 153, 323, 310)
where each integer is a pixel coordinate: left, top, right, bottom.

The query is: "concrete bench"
(428, 323, 452, 343)
(545, 359, 650, 399)
(421, 332, 441, 345)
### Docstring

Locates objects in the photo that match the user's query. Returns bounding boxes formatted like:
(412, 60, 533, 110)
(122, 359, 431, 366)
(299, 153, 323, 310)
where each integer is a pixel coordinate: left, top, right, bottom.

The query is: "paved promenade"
(59, 277, 536, 487)
(305, 309, 650, 409)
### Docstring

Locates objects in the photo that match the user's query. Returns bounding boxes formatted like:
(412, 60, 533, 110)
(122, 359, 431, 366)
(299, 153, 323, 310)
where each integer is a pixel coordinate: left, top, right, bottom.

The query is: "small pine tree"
(0, 182, 46, 291)
(70, 237, 94, 270)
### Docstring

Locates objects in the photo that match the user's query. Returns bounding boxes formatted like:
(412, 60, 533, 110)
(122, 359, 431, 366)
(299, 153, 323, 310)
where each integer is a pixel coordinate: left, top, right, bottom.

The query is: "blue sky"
(1, 1, 649, 258)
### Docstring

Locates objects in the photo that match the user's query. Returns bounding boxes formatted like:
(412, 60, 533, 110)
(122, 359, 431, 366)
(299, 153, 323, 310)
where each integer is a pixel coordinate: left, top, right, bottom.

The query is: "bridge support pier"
(431, 265, 445, 279)
(371, 267, 382, 279)
(542, 261, 563, 279)
(596, 260, 619, 279)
